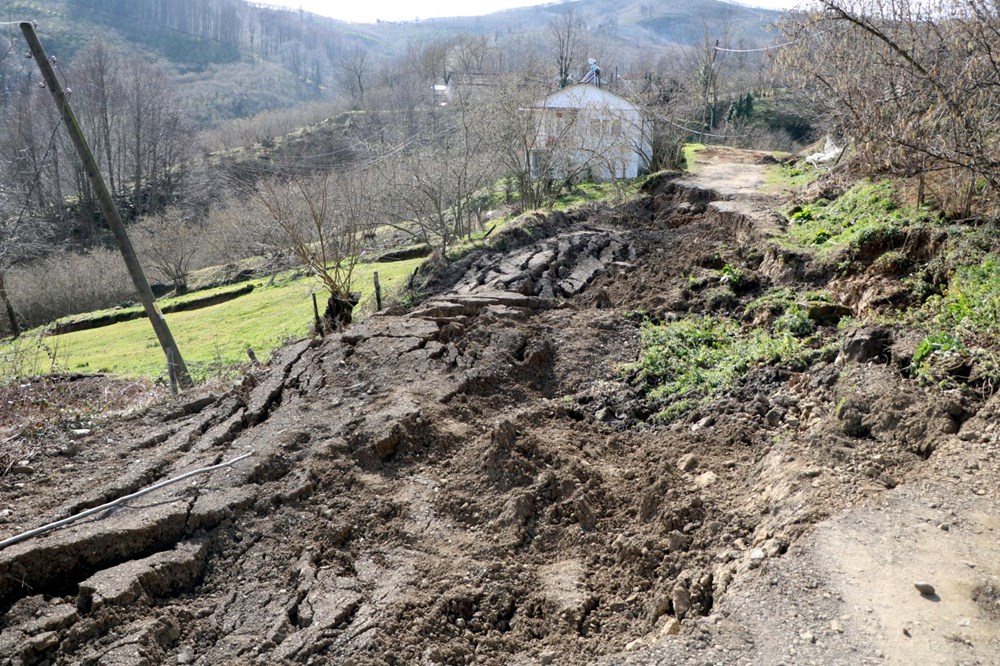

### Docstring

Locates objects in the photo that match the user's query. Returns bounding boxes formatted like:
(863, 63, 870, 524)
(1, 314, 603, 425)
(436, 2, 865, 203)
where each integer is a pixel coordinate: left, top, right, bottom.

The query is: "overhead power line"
(714, 27, 832, 53)
(664, 118, 734, 139)
(714, 40, 799, 53)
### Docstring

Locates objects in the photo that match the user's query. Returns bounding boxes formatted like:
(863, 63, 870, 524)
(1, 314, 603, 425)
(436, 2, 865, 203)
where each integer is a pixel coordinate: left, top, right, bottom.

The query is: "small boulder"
(839, 326, 892, 364)
(658, 617, 681, 637)
(10, 462, 34, 476)
(804, 301, 852, 325)
(693, 471, 718, 489)
(671, 584, 692, 619)
(677, 454, 699, 473)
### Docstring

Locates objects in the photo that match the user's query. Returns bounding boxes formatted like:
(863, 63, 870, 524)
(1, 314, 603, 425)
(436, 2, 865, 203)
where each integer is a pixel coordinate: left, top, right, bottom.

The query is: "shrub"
(9, 249, 133, 329)
(774, 304, 816, 337)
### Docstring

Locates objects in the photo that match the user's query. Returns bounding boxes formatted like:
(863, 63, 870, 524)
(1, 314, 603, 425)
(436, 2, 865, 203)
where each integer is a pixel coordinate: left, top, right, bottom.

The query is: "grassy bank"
(1, 257, 424, 384)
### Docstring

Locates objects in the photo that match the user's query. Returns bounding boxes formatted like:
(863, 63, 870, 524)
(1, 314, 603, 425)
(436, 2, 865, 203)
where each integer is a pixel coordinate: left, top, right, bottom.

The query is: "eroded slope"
(1, 153, 997, 666)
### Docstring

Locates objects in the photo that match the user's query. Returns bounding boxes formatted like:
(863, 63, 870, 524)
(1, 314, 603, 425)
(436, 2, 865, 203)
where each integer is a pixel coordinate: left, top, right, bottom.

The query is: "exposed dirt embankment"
(1, 150, 998, 666)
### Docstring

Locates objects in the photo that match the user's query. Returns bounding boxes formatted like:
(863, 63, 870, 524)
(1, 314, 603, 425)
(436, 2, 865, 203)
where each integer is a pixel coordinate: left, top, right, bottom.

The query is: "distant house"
(526, 84, 651, 182)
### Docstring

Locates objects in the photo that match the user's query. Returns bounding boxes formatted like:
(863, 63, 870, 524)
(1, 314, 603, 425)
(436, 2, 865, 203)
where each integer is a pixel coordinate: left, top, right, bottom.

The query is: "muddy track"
(1, 155, 996, 665)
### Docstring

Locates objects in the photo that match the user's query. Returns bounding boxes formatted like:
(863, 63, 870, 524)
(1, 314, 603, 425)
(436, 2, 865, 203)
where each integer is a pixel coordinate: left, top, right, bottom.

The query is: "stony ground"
(0, 148, 997, 665)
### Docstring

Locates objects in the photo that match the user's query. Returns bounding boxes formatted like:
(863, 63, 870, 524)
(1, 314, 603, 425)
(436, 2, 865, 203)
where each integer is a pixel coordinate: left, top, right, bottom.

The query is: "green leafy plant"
(912, 332, 963, 367)
(622, 316, 804, 420)
(774, 304, 816, 337)
(790, 205, 815, 222)
(720, 263, 744, 287)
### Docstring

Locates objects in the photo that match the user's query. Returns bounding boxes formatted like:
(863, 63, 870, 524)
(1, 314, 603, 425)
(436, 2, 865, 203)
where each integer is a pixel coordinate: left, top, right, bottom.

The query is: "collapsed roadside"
(0, 148, 998, 665)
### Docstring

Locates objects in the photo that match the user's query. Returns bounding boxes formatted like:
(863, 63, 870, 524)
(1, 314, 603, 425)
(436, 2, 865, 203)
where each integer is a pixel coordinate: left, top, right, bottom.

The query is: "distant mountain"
(357, 0, 781, 51)
(1, 0, 373, 124)
(0, 0, 780, 127)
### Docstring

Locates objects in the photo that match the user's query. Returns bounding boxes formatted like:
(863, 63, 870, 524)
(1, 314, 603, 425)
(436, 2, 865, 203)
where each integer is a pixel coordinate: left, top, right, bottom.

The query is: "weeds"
(928, 255, 1000, 336)
(781, 162, 817, 188)
(745, 287, 798, 317)
(784, 180, 934, 256)
(550, 179, 640, 210)
(745, 288, 831, 338)
(911, 254, 1000, 392)
(622, 316, 805, 419)
(774, 304, 816, 337)
(0, 333, 63, 385)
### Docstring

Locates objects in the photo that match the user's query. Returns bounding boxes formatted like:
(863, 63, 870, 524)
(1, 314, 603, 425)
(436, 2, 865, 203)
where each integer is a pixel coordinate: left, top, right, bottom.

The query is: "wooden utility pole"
(21, 22, 193, 389)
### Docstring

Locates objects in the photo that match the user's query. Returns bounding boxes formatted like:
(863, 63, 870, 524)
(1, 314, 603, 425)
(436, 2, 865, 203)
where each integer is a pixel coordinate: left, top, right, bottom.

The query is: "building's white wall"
(528, 87, 650, 181)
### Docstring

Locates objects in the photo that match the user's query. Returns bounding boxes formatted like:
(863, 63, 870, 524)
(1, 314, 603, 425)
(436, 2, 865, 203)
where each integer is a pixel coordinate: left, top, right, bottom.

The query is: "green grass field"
(2, 257, 424, 384)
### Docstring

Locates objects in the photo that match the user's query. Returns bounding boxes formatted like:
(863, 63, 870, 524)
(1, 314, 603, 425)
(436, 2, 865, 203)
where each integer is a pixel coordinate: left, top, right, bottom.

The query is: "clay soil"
(1, 149, 998, 666)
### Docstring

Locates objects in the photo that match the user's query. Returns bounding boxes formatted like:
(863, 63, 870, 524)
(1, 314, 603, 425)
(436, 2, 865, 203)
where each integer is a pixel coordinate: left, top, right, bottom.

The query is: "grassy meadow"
(1, 257, 424, 384)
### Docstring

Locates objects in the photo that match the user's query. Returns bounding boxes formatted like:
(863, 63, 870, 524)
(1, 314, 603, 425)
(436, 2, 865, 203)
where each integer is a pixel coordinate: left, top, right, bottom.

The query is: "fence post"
(311, 293, 322, 335)
(373, 272, 382, 311)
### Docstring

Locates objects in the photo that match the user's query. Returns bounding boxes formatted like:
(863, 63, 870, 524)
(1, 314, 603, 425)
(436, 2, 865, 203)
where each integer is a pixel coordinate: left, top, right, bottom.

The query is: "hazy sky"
(267, 0, 801, 24)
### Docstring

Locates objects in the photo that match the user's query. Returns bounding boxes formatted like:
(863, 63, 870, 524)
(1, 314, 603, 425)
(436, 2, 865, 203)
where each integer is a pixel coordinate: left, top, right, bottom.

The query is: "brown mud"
(1, 148, 998, 665)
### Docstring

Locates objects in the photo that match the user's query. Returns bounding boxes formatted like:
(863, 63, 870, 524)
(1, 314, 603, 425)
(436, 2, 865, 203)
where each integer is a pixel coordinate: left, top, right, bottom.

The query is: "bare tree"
(371, 88, 504, 256)
(337, 44, 369, 109)
(74, 40, 125, 199)
(60, 47, 193, 222)
(692, 27, 722, 135)
(120, 56, 187, 218)
(0, 84, 60, 337)
(415, 37, 454, 86)
(452, 34, 492, 76)
(550, 2, 583, 88)
(243, 171, 372, 328)
(133, 208, 203, 295)
(778, 0, 1000, 210)
(0, 215, 23, 337)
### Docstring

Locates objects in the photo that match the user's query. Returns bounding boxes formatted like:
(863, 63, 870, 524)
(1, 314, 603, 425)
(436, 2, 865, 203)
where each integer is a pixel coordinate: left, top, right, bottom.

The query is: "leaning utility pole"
(20, 22, 193, 390)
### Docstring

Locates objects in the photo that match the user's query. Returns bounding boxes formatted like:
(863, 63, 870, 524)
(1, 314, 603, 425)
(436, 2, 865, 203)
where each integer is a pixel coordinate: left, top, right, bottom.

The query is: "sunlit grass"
(2, 257, 425, 384)
(681, 143, 707, 173)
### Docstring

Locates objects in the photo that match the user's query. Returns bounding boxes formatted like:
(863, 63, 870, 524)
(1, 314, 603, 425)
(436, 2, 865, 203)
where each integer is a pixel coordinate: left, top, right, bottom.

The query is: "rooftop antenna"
(579, 58, 601, 87)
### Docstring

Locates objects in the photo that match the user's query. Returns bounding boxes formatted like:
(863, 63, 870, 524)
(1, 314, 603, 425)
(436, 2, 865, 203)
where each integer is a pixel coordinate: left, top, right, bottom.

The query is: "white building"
(526, 84, 652, 182)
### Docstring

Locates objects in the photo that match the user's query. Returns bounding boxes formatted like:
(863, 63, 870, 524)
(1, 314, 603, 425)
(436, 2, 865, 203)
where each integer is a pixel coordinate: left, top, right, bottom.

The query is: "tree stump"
(323, 292, 361, 330)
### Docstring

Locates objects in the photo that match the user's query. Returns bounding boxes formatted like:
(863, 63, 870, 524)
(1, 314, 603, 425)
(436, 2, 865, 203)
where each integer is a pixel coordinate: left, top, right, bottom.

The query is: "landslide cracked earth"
(2, 150, 999, 665)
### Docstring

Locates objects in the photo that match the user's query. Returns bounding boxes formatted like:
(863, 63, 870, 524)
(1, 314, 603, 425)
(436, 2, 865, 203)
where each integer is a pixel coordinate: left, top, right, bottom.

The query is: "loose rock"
(677, 454, 699, 473)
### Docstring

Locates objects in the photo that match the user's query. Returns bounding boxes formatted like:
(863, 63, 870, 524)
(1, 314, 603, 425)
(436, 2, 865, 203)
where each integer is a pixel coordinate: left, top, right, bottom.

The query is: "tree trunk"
(0, 270, 21, 339)
(323, 292, 359, 330)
